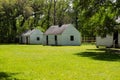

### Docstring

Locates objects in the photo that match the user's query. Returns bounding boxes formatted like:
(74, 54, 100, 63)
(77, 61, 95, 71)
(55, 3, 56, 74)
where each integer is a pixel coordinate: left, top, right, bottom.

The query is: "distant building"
(43, 24, 81, 46)
(96, 17, 120, 48)
(96, 31, 120, 48)
(19, 29, 43, 44)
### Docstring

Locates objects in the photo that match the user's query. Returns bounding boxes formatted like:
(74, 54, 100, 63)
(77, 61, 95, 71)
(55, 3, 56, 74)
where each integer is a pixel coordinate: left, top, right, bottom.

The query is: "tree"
(0, 0, 119, 43)
(72, 0, 117, 36)
(0, 0, 33, 43)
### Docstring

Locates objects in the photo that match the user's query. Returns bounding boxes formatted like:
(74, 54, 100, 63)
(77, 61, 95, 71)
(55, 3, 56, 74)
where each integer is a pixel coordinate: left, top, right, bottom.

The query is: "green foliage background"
(0, 0, 120, 43)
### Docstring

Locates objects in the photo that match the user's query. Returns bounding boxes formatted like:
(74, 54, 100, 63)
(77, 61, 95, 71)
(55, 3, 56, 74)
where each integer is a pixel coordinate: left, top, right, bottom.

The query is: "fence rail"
(82, 36, 96, 43)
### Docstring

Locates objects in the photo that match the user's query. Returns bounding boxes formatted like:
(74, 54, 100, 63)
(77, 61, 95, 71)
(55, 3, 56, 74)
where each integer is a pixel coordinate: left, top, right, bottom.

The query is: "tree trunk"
(47, 0, 52, 28)
(53, 0, 56, 25)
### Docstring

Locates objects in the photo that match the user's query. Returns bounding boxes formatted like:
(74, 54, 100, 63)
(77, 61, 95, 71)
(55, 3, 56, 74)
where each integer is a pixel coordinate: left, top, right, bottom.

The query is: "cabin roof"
(22, 29, 37, 36)
(44, 24, 72, 35)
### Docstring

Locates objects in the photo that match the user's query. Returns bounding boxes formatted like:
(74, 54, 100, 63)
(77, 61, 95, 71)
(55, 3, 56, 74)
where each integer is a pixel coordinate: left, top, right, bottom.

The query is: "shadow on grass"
(75, 48, 120, 61)
(0, 72, 19, 80)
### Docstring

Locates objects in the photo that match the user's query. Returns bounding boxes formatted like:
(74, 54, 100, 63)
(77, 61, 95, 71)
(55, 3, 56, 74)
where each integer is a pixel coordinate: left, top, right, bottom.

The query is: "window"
(101, 34, 106, 38)
(37, 37, 40, 41)
(70, 36, 74, 41)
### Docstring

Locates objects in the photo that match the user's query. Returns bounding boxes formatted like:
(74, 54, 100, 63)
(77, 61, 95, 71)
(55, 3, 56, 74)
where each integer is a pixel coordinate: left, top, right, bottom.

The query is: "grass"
(0, 44, 120, 80)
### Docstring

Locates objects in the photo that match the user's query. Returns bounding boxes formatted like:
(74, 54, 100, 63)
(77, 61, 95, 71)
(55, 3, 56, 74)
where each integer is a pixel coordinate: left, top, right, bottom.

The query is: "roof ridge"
(44, 24, 71, 35)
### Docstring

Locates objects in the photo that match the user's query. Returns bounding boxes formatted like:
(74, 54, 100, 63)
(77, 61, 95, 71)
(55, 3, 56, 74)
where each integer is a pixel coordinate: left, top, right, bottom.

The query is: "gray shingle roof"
(44, 24, 72, 35)
(22, 29, 36, 36)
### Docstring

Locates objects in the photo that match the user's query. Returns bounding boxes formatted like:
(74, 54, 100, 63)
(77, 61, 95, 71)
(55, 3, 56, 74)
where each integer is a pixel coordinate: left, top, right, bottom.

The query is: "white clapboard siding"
(96, 35, 113, 47)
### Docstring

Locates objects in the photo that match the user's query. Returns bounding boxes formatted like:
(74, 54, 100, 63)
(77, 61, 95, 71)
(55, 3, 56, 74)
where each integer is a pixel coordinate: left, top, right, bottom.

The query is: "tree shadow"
(75, 48, 120, 61)
(0, 72, 20, 80)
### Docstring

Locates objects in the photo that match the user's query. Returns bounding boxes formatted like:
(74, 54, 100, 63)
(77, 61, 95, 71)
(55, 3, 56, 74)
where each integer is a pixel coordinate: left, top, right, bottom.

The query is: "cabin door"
(46, 36, 48, 45)
(55, 35, 57, 45)
(21, 37, 22, 43)
(113, 31, 118, 47)
(26, 36, 29, 44)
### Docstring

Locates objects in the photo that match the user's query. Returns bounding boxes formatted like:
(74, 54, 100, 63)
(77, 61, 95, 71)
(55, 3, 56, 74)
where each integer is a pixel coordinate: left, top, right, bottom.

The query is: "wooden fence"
(82, 36, 96, 43)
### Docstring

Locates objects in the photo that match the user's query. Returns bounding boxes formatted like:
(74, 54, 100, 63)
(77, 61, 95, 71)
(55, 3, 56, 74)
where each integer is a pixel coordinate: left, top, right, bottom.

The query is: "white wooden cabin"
(96, 35, 113, 48)
(43, 24, 81, 46)
(96, 31, 120, 48)
(20, 29, 43, 44)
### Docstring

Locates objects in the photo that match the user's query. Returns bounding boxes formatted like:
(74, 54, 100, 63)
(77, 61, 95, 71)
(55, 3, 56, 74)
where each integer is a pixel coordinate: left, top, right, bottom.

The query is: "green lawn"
(0, 44, 120, 80)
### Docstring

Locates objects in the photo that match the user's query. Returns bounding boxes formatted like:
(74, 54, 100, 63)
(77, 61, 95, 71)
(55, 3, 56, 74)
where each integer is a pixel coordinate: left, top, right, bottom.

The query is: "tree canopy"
(0, 0, 120, 43)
